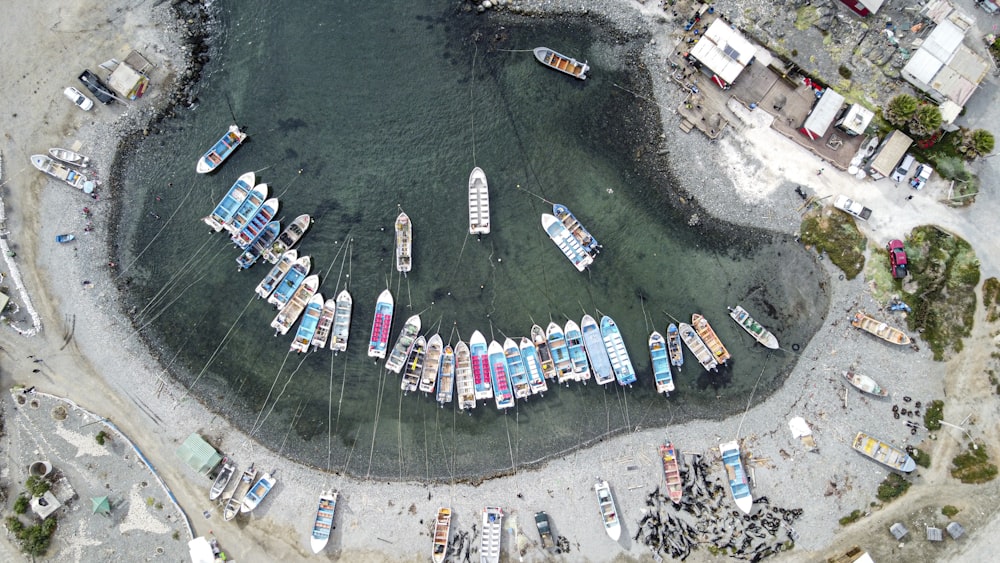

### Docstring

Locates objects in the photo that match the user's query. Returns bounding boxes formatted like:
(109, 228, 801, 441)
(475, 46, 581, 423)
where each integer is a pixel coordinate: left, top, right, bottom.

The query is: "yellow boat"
(851, 312, 911, 345)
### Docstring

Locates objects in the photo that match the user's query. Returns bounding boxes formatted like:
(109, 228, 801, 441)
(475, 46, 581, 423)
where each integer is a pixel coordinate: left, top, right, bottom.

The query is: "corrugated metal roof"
(870, 131, 913, 177)
(949, 46, 990, 85)
(801, 89, 845, 139)
(859, 0, 884, 12)
(904, 49, 943, 85)
(690, 19, 757, 84)
(923, 20, 964, 61)
(175, 433, 222, 475)
(931, 65, 977, 107)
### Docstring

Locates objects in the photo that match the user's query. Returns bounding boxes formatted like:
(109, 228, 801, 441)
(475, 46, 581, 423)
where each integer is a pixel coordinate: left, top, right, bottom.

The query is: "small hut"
(91, 496, 111, 516)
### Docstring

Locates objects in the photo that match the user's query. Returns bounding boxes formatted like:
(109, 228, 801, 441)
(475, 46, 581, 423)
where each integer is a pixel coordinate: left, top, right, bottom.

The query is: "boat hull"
(719, 441, 753, 514)
(594, 479, 621, 541)
(196, 124, 247, 174)
(367, 289, 394, 358)
(311, 491, 338, 553)
(851, 312, 911, 345)
(534, 47, 589, 79)
(852, 431, 916, 472)
(728, 305, 779, 349)
(468, 167, 490, 235)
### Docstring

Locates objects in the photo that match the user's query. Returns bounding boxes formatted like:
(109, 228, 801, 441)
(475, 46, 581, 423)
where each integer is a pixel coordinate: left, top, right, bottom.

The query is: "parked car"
(63, 86, 94, 111)
(534, 511, 555, 552)
(78, 70, 115, 104)
(890, 153, 915, 182)
(834, 194, 872, 221)
(909, 164, 933, 190)
(887, 239, 908, 279)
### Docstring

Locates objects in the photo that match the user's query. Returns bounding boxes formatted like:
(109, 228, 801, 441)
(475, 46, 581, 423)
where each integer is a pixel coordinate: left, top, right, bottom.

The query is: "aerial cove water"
(116, 1, 828, 480)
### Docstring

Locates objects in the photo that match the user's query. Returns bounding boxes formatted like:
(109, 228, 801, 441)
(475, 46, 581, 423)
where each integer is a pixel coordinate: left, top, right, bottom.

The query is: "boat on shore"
(226, 184, 268, 236)
(419, 334, 444, 394)
(48, 147, 90, 168)
(330, 289, 352, 352)
(310, 297, 338, 351)
(223, 464, 257, 521)
(692, 314, 730, 364)
(401, 336, 427, 393)
(553, 204, 600, 256)
(601, 316, 637, 386)
(594, 478, 621, 541)
(565, 320, 592, 383)
(481, 506, 503, 563)
(204, 172, 254, 231)
(531, 324, 559, 381)
(232, 197, 279, 249)
(437, 345, 455, 406)
(541, 213, 594, 272)
(209, 458, 235, 501)
(395, 211, 412, 274)
(546, 322, 574, 384)
(844, 371, 888, 397)
(728, 306, 779, 349)
(582, 315, 615, 385)
(852, 431, 916, 472)
(291, 293, 324, 353)
(719, 441, 753, 514)
(386, 314, 421, 374)
(240, 472, 276, 513)
(196, 124, 247, 174)
(678, 322, 718, 372)
(55, 233, 75, 244)
(468, 167, 490, 235)
(367, 289, 394, 359)
(236, 220, 280, 270)
(271, 274, 320, 336)
(310, 490, 338, 554)
(851, 312, 911, 345)
(470, 331, 493, 401)
(649, 331, 675, 394)
(31, 154, 94, 192)
(489, 340, 515, 409)
(455, 341, 477, 410)
(534, 46, 589, 80)
(432, 507, 452, 563)
(258, 253, 305, 301)
(519, 337, 548, 395)
(263, 214, 311, 264)
(666, 323, 684, 370)
(660, 443, 683, 504)
(504, 337, 532, 400)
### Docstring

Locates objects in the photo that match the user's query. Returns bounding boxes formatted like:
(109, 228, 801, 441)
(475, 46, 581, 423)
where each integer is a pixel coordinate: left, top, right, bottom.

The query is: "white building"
(688, 19, 757, 89)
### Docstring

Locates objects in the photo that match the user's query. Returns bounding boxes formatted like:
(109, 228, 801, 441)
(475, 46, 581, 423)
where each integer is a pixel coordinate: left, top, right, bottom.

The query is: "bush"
(95, 431, 107, 445)
(5, 516, 24, 535)
(951, 442, 998, 484)
(13, 494, 29, 514)
(876, 473, 911, 502)
(839, 509, 864, 526)
(924, 400, 944, 430)
(838, 65, 852, 79)
(25, 476, 50, 497)
(911, 447, 931, 468)
(942, 505, 960, 517)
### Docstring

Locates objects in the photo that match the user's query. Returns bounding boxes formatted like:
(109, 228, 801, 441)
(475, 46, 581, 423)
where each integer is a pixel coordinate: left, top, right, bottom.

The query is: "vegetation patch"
(901, 227, 979, 360)
(25, 476, 50, 497)
(839, 509, 865, 526)
(876, 473, 911, 502)
(95, 430, 107, 445)
(951, 442, 998, 484)
(984, 278, 1000, 323)
(799, 208, 866, 280)
(795, 6, 820, 31)
(942, 505, 960, 518)
(911, 447, 931, 469)
(924, 400, 944, 430)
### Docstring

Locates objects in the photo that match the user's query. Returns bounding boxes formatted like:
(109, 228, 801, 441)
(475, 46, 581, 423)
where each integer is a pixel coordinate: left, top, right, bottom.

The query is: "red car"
(887, 240, 908, 279)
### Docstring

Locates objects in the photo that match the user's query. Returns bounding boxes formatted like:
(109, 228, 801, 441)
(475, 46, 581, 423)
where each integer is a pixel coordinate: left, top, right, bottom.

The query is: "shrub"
(924, 400, 944, 430)
(876, 473, 911, 502)
(95, 431, 107, 445)
(838, 65, 852, 79)
(5, 516, 24, 535)
(839, 509, 864, 526)
(942, 505, 960, 517)
(13, 494, 29, 514)
(25, 476, 50, 497)
(911, 447, 931, 468)
(951, 442, 998, 484)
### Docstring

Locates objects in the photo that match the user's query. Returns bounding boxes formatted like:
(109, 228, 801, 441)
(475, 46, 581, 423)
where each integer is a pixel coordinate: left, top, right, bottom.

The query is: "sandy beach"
(3, 1, 1000, 562)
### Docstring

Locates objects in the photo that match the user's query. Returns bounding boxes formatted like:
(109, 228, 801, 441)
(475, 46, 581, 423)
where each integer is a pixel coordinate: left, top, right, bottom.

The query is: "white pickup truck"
(834, 195, 872, 221)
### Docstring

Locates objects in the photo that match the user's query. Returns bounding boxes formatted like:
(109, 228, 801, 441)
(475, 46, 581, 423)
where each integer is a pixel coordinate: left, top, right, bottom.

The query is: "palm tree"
(885, 94, 918, 127)
(969, 129, 995, 158)
(910, 105, 942, 137)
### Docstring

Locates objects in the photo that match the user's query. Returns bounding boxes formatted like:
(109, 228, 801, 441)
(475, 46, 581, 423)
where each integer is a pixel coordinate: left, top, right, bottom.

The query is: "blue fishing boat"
(519, 337, 548, 395)
(503, 338, 532, 400)
(232, 197, 279, 249)
(385, 315, 421, 374)
(203, 171, 254, 231)
(256, 252, 303, 299)
(531, 324, 559, 381)
(553, 203, 601, 255)
(601, 316, 637, 386)
(240, 471, 276, 513)
(564, 320, 592, 384)
(290, 294, 324, 353)
(267, 256, 311, 309)
(649, 331, 674, 394)
(582, 315, 615, 385)
(488, 340, 515, 410)
(719, 441, 753, 514)
(196, 124, 247, 174)
(226, 183, 268, 236)
(666, 323, 684, 370)
(367, 289, 394, 359)
(541, 213, 594, 272)
(310, 491, 338, 554)
(546, 322, 574, 384)
(271, 275, 320, 336)
(400, 335, 427, 393)
(237, 220, 280, 270)
(470, 330, 493, 401)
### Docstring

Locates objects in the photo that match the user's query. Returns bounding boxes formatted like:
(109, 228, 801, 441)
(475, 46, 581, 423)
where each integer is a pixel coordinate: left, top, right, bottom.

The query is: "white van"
(891, 153, 915, 182)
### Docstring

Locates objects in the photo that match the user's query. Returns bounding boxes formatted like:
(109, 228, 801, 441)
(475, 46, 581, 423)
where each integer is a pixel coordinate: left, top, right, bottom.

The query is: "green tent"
(175, 433, 223, 476)
(91, 496, 110, 515)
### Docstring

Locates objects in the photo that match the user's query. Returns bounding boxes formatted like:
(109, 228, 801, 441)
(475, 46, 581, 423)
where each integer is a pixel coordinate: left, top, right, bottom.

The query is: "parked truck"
(535, 511, 555, 552)
(833, 195, 872, 221)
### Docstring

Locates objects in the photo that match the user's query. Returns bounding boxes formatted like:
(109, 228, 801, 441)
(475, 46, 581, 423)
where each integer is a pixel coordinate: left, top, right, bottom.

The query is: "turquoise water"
(116, 1, 828, 480)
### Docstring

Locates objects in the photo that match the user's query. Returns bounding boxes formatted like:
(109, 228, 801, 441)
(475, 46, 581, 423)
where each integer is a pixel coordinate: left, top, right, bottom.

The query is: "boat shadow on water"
(695, 363, 734, 392)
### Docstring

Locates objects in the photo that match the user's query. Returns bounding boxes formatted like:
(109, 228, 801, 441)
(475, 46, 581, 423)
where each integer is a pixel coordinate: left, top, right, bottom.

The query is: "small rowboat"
(678, 322, 718, 372)
(692, 314, 730, 364)
(594, 478, 621, 540)
(720, 441, 753, 514)
(649, 331, 674, 394)
(455, 341, 476, 410)
(851, 312, 911, 345)
(534, 47, 589, 79)
(852, 431, 916, 472)
(659, 443, 683, 504)
(666, 323, 684, 370)
(196, 124, 247, 174)
(48, 147, 90, 168)
(209, 458, 235, 501)
(55, 233, 75, 243)
(843, 371, 888, 397)
(728, 305, 779, 349)
(431, 507, 451, 563)
(310, 491, 338, 553)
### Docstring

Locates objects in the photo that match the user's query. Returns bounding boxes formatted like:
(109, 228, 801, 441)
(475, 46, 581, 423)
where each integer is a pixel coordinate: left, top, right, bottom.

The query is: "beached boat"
(852, 431, 916, 472)
(601, 316, 637, 386)
(257, 253, 304, 301)
(504, 338, 532, 400)
(233, 197, 279, 249)
(455, 341, 477, 410)
(395, 211, 412, 274)
(291, 293, 324, 353)
(692, 314, 730, 364)
(649, 331, 675, 394)
(55, 233, 75, 244)
(519, 337, 549, 395)
(719, 441, 753, 514)
(240, 471, 276, 513)
(271, 274, 320, 336)
(204, 171, 254, 231)
(386, 314, 421, 374)
(236, 220, 280, 270)
(310, 297, 337, 351)
(678, 322, 718, 372)
(489, 340, 515, 409)
(209, 458, 235, 501)
(310, 490, 338, 554)
(481, 506, 503, 563)
(223, 464, 256, 521)
(534, 46, 589, 80)
(531, 324, 559, 381)
(330, 289, 353, 352)
(728, 305, 779, 349)
(196, 124, 247, 174)
(546, 322, 574, 384)
(401, 336, 427, 393)
(851, 312, 911, 345)
(419, 334, 444, 394)
(263, 214, 311, 263)
(226, 183, 269, 236)
(666, 323, 684, 370)
(367, 289, 394, 359)
(437, 345, 455, 406)
(268, 257, 311, 309)
(468, 167, 490, 235)
(541, 213, 594, 272)
(581, 315, 615, 385)
(565, 320, 592, 383)
(432, 507, 452, 563)
(48, 147, 90, 168)
(844, 371, 888, 397)
(553, 204, 600, 256)
(660, 443, 683, 504)
(594, 479, 621, 541)
(470, 331, 493, 401)
(31, 154, 95, 192)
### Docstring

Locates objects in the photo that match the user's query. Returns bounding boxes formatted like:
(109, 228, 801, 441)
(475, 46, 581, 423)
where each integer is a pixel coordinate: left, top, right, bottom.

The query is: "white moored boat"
(395, 212, 412, 274)
(468, 167, 490, 235)
(330, 289, 353, 352)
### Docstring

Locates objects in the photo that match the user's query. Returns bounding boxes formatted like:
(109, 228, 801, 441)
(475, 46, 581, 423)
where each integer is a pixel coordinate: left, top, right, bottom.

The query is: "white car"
(63, 86, 94, 111)
(890, 153, 915, 182)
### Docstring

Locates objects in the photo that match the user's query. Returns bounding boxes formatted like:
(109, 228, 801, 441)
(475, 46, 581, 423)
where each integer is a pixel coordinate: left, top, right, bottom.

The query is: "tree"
(885, 94, 918, 127)
(910, 105, 943, 137)
(969, 129, 995, 158)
